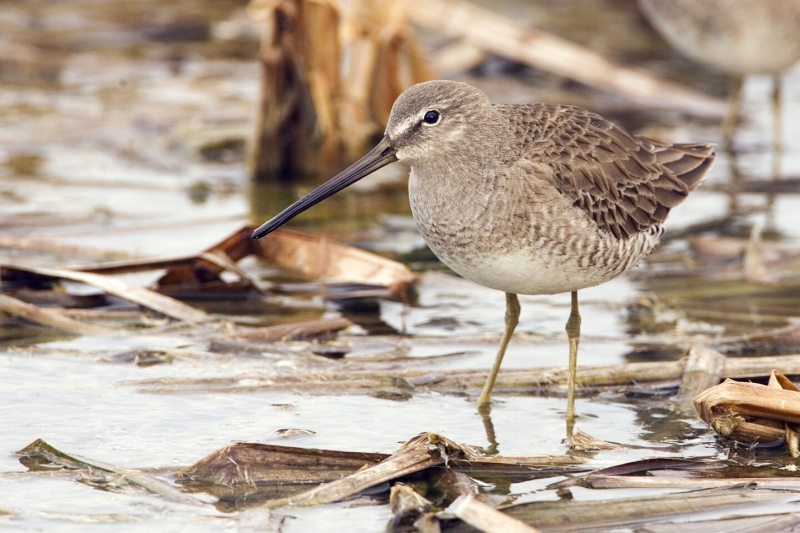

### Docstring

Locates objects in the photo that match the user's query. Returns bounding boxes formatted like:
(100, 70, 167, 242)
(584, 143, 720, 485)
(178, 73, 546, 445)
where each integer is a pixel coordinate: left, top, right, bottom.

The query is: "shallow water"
(2, 0, 800, 531)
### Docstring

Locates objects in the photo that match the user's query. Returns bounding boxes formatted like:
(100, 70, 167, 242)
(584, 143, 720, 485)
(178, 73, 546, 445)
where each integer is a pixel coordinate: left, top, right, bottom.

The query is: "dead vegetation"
(248, 0, 727, 182)
(5, 220, 800, 529)
(249, 0, 433, 181)
(16, 430, 800, 531)
(4, 0, 800, 531)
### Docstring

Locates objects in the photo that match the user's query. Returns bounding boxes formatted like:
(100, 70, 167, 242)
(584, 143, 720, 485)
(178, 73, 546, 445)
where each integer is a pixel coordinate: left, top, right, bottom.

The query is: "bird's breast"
(407, 167, 660, 295)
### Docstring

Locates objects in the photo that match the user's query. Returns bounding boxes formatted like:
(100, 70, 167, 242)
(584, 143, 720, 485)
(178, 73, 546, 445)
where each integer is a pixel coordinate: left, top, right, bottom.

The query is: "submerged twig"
(129, 351, 800, 398)
(15, 439, 203, 506)
(587, 475, 800, 490)
(637, 512, 800, 533)
(1, 262, 208, 323)
(0, 234, 136, 261)
(441, 485, 795, 532)
(0, 293, 112, 335)
(225, 318, 353, 342)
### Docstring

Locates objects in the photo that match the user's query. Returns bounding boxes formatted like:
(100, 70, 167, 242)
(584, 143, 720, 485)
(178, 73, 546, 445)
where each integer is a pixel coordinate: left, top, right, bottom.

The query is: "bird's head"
(251, 80, 494, 239)
(385, 80, 492, 165)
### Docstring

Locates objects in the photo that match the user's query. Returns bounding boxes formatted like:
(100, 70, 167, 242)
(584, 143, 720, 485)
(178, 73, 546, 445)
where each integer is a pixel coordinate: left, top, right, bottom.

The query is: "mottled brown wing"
(501, 104, 715, 240)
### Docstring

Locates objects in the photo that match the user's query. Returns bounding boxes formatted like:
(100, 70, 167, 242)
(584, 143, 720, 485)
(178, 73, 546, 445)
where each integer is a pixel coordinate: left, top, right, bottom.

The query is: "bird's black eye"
(423, 110, 440, 125)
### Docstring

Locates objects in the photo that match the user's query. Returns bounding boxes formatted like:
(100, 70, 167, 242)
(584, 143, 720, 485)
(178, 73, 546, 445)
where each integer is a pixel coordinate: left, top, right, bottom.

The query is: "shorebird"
(252, 80, 715, 429)
(638, 0, 800, 175)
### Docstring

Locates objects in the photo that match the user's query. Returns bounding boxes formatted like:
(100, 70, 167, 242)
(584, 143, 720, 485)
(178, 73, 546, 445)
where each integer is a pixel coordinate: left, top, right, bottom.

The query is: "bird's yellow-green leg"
(722, 75, 744, 154)
(477, 293, 520, 408)
(566, 290, 581, 437)
(772, 74, 783, 179)
(479, 407, 499, 455)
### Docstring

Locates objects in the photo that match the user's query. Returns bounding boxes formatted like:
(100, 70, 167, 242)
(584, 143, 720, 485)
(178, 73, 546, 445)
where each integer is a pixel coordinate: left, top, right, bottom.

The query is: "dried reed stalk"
(250, 0, 316, 181)
(261, 432, 476, 508)
(132, 352, 800, 397)
(694, 371, 800, 455)
(16, 439, 202, 505)
(676, 345, 725, 409)
(452, 494, 542, 533)
(459, 486, 793, 533)
(0, 293, 112, 335)
(249, 0, 432, 181)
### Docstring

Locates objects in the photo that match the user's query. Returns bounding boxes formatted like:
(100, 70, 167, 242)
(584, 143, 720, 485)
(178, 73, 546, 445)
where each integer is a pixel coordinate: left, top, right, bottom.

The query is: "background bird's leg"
(722, 75, 743, 154)
(565, 290, 581, 437)
(477, 293, 520, 408)
(772, 74, 783, 179)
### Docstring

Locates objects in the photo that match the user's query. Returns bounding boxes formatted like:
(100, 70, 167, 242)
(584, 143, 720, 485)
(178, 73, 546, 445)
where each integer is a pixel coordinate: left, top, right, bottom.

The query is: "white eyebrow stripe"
(389, 112, 424, 137)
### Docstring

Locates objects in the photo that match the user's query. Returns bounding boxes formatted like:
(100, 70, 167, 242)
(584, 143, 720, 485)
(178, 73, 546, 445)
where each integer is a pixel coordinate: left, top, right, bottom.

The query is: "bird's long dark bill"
(251, 135, 398, 239)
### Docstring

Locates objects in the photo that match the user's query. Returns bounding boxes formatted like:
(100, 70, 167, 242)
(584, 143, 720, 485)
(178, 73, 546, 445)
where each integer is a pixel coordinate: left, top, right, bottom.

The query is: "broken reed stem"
(16, 439, 202, 505)
(492, 486, 791, 532)
(453, 494, 542, 533)
(0, 234, 136, 261)
(676, 346, 726, 409)
(587, 474, 800, 490)
(0, 293, 112, 335)
(694, 378, 800, 448)
(2, 262, 209, 323)
(261, 433, 468, 508)
(133, 352, 800, 397)
(226, 318, 353, 342)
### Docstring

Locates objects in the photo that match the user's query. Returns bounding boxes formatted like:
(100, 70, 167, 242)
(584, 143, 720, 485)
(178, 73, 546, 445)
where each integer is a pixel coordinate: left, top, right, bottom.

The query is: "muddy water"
(2, 0, 800, 531)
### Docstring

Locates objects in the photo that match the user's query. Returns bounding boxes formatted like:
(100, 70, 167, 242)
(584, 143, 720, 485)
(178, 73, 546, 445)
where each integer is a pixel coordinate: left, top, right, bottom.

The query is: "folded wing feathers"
(552, 111, 715, 239)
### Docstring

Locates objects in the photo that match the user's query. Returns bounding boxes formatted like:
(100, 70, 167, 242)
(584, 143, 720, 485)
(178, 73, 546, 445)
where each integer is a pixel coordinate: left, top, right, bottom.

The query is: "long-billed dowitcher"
(638, 0, 800, 174)
(252, 80, 715, 429)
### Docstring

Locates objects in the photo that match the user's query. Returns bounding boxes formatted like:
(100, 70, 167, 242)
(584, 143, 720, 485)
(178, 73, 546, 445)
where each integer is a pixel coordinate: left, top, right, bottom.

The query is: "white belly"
(432, 245, 619, 296)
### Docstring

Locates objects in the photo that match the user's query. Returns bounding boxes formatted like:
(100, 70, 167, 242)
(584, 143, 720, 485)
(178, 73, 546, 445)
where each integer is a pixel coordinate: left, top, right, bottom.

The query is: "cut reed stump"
(248, 0, 432, 182)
